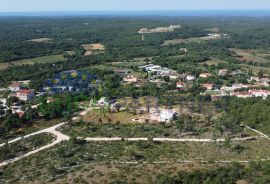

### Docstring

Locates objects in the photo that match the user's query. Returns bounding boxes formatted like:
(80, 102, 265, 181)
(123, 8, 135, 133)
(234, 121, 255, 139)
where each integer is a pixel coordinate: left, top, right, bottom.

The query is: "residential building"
(202, 83, 214, 90)
(218, 69, 228, 76)
(186, 75, 196, 82)
(199, 73, 212, 78)
(9, 82, 21, 92)
(231, 91, 252, 98)
(176, 82, 186, 89)
(249, 90, 270, 99)
(16, 89, 35, 101)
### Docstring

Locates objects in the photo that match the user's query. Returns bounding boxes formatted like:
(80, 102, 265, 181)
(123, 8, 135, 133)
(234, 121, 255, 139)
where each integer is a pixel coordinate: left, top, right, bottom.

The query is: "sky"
(0, 0, 270, 12)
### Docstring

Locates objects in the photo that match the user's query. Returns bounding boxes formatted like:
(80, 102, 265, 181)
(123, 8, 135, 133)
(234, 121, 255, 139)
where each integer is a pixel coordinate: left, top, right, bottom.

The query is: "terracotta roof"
(10, 82, 20, 88)
(16, 111, 24, 118)
(17, 89, 33, 95)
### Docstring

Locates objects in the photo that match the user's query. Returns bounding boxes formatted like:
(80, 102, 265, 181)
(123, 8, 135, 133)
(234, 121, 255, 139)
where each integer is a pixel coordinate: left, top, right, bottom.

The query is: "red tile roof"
(16, 111, 24, 118)
(10, 82, 20, 88)
(18, 89, 33, 95)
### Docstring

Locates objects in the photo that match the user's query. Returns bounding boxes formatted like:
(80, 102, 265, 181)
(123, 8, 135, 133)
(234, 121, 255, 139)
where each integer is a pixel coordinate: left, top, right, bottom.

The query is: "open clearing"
(0, 54, 66, 69)
(230, 48, 270, 64)
(81, 43, 105, 56)
(162, 35, 221, 46)
(28, 38, 53, 43)
(138, 25, 181, 34)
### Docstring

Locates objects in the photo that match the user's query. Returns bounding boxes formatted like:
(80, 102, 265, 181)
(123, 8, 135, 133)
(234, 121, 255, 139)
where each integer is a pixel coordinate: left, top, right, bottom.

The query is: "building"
(249, 90, 270, 99)
(123, 75, 138, 83)
(250, 76, 260, 83)
(16, 89, 35, 101)
(202, 83, 214, 90)
(218, 69, 229, 76)
(232, 83, 249, 90)
(186, 75, 196, 82)
(176, 82, 186, 89)
(16, 111, 25, 118)
(149, 109, 177, 123)
(97, 97, 109, 107)
(231, 91, 252, 98)
(9, 82, 21, 92)
(199, 73, 212, 78)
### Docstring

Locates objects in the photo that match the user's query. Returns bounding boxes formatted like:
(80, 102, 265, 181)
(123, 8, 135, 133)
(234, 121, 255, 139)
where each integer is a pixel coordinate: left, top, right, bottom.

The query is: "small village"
(1, 61, 270, 123)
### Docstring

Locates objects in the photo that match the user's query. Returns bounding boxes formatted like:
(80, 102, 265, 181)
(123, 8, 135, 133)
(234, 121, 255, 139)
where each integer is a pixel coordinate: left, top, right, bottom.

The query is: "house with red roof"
(202, 83, 214, 90)
(16, 89, 35, 101)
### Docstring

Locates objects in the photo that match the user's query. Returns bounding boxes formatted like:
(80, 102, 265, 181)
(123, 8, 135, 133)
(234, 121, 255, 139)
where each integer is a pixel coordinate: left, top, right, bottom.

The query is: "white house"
(199, 73, 212, 78)
(186, 75, 196, 82)
(9, 82, 21, 92)
(218, 69, 228, 76)
(149, 109, 177, 123)
(249, 90, 270, 99)
(176, 82, 186, 89)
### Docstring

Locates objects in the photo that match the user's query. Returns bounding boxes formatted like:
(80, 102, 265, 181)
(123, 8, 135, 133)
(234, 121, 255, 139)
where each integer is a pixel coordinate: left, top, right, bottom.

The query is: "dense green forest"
(1, 17, 270, 62)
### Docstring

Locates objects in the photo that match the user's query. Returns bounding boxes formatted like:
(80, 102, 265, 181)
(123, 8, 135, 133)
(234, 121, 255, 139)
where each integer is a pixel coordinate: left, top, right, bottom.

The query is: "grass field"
(0, 54, 66, 69)
(201, 57, 228, 66)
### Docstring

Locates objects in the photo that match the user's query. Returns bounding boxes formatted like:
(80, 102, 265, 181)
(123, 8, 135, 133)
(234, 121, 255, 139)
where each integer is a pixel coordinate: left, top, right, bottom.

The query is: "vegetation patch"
(1, 139, 270, 183)
(0, 133, 55, 163)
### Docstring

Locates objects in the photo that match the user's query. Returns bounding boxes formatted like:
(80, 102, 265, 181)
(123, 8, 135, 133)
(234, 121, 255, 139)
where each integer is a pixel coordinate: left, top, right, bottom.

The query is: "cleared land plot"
(230, 48, 270, 64)
(1, 139, 270, 183)
(162, 35, 221, 46)
(201, 57, 228, 66)
(138, 25, 181, 34)
(28, 38, 53, 43)
(0, 54, 66, 70)
(81, 43, 105, 56)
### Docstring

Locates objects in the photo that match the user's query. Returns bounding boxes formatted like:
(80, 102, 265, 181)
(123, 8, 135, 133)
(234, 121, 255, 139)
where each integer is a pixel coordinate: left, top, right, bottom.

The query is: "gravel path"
(0, 122, 269, 167)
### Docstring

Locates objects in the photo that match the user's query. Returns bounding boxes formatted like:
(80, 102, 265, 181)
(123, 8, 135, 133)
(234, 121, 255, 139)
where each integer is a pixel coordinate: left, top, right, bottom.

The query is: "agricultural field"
(0, 54, 66, 70)
(230, 48, 270, 64)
